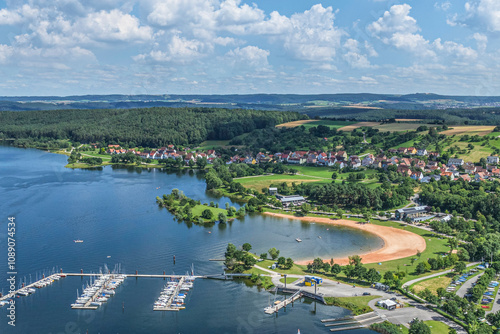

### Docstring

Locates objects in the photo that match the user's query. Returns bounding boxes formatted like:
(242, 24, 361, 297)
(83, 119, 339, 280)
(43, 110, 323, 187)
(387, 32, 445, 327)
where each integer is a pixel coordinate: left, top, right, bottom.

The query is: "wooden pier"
(264, 290, 302, 314)
(153, 277, 186, 312)
(71, 275, 117, 310)
(0, 274, 61, 302)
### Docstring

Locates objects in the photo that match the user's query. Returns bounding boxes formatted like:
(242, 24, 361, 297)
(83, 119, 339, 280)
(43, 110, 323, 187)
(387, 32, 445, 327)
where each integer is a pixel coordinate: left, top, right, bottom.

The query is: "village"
(102, 143, 500, 183)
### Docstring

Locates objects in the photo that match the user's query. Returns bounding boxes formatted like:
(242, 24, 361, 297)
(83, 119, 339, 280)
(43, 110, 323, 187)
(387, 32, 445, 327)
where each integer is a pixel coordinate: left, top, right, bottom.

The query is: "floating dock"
(264, 290, 302, 314)
(0, 274, 63, 302)
(153, 277, 186, 312)
(71, 275, 118, 310)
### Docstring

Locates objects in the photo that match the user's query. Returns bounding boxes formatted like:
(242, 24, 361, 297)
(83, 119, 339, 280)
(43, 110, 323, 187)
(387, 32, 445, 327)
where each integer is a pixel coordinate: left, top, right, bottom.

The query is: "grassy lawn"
(196, 140, 232, 150)
(280, 277, 300, 284)
(424, 320, 452, 334)
(235, 174, 330, 192)
(256, 259, 308, 275)
(292, 165, 333, 178)
(324, 295, 381, 315)
(411, 275, 452, 295)
(373, 123, 435, 132)
(190, 204, 228, 218)
(300, 120, 356, 131)
(365, 220, 451, 283)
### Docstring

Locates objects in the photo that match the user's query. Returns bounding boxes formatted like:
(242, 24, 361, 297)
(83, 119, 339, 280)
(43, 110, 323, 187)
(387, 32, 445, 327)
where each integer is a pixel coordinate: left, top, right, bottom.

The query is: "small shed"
(269, 187, 278, 195)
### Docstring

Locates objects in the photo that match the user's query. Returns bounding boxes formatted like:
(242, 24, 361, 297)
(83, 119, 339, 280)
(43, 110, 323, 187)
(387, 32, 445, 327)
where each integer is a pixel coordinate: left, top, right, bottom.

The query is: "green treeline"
(295, 179, 415, 210)
(0, 107, 304, 147)
(230, 125, 419, 153)
(420, 179, 500, 223)
(305, 108, 500, 124)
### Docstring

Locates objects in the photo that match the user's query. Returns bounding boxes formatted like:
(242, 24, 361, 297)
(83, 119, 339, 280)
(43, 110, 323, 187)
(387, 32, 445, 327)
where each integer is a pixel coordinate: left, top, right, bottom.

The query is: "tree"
(343, 265, 356, 280)
(188, 159, 195, 168)
(277, 257, 286, 267)
(348, 255, 362, 267)
(202, 209, 213, 220)
(409, 319, 431, 334)
(243, 254, 256, 268)
(312, 258, 324, 273)
(415, 262, 428, 274)
(447, 238, 458, 254)
(242, 243, 252, 252)
(260, 253, 267, 260)
(285, 258, 294, 269)
(218, 212, 227, 223)
(268, 247, 280, 260)
(365, 268, 382, 284)
(225, 243, 237, 259)
(410, 257, 417, 266)
(322, 262, 331, 273)
(331, 264, 342, 277)
(454, 261, 466, 274)
(196, 157, 208, 169)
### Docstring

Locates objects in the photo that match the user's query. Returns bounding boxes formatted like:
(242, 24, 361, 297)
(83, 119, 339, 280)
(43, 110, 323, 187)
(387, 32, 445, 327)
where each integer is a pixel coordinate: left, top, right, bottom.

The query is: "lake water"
(0, 146, 380, 333)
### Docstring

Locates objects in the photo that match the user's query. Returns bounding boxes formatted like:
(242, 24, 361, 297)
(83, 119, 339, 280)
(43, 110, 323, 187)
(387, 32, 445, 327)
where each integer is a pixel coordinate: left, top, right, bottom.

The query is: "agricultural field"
(392, 131, 500, 162)
(276, 119, 355, 130)
(275, 120, 318, 128)
(373, 123, 434, 132)
(441, 125, 495, 136)
(234, 174, 330, 193)
(338, 122, 380, 131)
(196, 140, 232, 150)
(411, 275, 452, 295)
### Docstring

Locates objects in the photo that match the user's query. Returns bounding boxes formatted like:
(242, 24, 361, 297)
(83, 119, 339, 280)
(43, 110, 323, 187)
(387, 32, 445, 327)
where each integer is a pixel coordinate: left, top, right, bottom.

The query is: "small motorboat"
(295, 238, 302, 242)
(74, 240, 83, 243)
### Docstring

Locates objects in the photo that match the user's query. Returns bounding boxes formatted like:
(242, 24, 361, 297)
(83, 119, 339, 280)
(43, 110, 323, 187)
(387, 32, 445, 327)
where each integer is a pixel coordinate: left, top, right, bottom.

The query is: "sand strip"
(264, 213, 426, 266)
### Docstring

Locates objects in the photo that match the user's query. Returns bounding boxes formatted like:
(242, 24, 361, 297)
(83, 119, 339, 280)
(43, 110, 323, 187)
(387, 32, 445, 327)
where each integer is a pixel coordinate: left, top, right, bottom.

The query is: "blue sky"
(0, 0, 499, 96)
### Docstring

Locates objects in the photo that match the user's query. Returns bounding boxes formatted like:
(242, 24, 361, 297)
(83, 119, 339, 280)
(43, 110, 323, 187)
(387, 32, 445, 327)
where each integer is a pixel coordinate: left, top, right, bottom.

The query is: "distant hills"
(2, 93, 500, 112)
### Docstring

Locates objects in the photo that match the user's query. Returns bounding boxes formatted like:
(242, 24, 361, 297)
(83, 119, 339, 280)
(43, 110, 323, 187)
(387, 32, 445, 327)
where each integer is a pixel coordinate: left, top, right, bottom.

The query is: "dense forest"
(295, 179, 415, 210)
(0, 107, 304, 147)
(303, 107, 500, 124)
(231, 124, 420, 154)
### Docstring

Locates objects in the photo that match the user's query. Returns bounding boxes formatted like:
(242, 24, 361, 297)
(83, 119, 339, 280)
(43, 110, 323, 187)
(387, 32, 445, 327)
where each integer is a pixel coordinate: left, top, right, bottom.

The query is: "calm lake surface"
(0, 146, 380, 333)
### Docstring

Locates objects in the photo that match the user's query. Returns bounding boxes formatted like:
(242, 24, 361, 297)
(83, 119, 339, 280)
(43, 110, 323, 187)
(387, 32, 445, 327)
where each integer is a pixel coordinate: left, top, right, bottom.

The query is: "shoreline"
(263, 212, 426, 266)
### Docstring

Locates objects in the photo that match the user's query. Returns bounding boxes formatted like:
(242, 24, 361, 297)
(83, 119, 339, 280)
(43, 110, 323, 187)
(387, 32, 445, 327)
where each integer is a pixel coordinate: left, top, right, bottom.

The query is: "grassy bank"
(324, 295, 380, 315)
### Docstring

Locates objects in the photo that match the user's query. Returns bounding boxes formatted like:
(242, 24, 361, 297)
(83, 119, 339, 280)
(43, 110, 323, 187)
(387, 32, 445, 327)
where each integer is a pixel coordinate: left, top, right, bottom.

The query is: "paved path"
(456, 273, 483, 298)
(402, 262, 480, 289)
(263, 268, 467, 332)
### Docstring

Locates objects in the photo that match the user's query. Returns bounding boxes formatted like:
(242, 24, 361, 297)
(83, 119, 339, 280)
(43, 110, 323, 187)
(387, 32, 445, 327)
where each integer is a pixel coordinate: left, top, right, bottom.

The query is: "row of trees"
(0, 107, 303, 148)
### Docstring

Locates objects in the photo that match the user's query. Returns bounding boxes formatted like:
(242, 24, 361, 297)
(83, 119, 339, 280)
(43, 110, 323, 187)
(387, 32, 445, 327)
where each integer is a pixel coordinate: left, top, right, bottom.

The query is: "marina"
(0, 146, 378, 333)
(71, 274, 126, 310)
(153, 276, 196, 311)
(0, 274, 65, 302)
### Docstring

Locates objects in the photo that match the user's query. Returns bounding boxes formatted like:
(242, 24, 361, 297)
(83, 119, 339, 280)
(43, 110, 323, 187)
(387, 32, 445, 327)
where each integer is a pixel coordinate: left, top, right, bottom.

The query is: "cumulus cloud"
(369, 4, 477, 61)
(224, 45, 269, 67)
(464, 0, 500, 32)
(368, 4, 419, 40)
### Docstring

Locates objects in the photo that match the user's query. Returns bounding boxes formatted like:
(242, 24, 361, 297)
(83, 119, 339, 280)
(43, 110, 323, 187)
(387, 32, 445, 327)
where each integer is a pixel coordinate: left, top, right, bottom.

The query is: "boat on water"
(295, 238, 302, 242)
(0, 301, 9, 307)
(74, 240, 83, 243)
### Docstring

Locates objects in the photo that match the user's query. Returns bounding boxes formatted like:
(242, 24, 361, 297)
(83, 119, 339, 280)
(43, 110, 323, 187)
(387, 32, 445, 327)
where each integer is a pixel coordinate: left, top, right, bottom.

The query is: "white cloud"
(369, 4, 477, 61)
(76, 10, 153, 43)
(282, 4, 344, 62)
(216, 0, 264, 25)
(224, 45, 269, 67)
(368, 4, 419, 41)
(434, 1, 452, 11)
(473, 33, 488, 52)
(464, 0, 500, 32)
(134, 34, 208, 63)
(432, 39, 477, 59)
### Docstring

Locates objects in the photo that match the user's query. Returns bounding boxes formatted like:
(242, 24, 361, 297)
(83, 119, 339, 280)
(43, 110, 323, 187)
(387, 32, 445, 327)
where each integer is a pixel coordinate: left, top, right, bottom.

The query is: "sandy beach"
(264, 213, 426, 266)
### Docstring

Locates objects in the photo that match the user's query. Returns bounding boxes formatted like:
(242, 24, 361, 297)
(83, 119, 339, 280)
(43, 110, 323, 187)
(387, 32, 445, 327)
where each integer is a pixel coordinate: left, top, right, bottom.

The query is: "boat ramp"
(321, 312, 386, 332)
